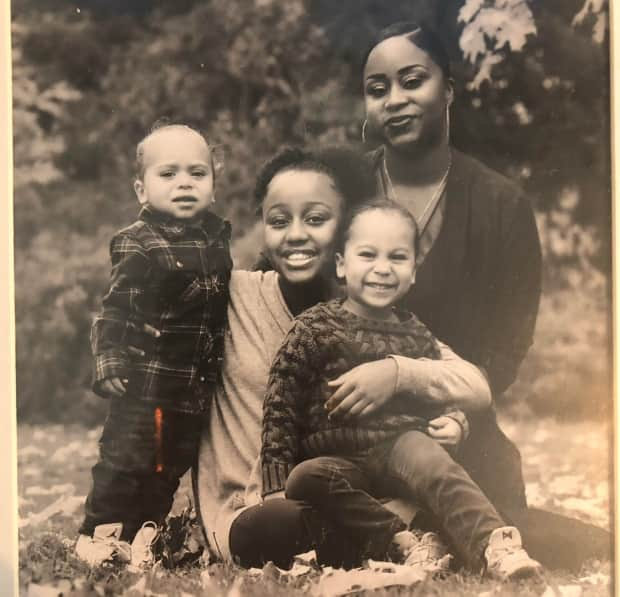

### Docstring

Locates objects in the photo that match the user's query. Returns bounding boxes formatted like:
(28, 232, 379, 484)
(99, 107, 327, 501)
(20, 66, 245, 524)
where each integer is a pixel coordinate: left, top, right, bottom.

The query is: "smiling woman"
(363, 31, 452, 161)
(360, 21, 611, 570)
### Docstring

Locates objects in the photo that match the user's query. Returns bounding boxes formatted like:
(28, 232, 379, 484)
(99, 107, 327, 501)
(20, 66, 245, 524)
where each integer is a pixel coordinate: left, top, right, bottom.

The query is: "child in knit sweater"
(260, 199, 543, 580)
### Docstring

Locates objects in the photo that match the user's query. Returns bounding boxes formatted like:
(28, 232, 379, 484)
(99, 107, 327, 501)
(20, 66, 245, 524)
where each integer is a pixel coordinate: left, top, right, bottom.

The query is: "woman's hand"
(325, 358, 398, 420)
(98, 376, 127, 398)
(427, 416, 463, 449)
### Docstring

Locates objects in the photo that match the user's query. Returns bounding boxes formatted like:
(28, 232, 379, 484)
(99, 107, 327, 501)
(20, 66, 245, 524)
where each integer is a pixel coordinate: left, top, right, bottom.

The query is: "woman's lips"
(280, 250, 317, 268)
(385, 115, 416, 129)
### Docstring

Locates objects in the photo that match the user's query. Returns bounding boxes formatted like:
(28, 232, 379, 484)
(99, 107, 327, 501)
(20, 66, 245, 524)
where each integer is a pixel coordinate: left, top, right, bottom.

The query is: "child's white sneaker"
(75, 522, 131, 567)
(484, 526, 543, 581)
(392, 530, 452, 576)
(130, 521, 160, 570)
(403, 532, 452, 576)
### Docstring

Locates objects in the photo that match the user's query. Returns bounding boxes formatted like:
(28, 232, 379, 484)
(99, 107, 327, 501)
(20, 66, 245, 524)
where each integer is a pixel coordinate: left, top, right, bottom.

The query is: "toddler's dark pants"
(79, 397, 202, 542)
(285, 430, 506, 570)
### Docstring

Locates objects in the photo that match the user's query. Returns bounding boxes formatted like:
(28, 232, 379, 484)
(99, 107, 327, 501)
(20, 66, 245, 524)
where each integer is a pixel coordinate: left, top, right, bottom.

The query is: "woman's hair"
(362, 21, 451, 79)
(253, 145, 377, 212)
(134, 118, 216, 179)
(338, 198, 420, 258)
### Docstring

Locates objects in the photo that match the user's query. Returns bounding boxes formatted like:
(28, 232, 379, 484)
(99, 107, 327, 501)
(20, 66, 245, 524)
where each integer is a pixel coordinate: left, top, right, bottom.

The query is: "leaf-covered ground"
(17, 417, 613, 596)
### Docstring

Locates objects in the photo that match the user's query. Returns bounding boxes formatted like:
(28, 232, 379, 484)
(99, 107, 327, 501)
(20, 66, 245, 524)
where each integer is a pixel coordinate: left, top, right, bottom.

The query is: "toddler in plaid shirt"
(76, 123, 232, 568)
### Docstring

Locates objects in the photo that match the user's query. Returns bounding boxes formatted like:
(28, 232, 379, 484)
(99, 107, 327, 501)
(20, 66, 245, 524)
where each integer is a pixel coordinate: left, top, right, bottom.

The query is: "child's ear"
(335, 252, 345, 280)
(134, 179, 148, 205)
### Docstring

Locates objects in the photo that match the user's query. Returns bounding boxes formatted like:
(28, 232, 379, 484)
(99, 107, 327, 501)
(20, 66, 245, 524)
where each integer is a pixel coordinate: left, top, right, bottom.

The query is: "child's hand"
(427, 416, 463, 448)
(99, 376, 127, 398)
(325, 358, 398, 420)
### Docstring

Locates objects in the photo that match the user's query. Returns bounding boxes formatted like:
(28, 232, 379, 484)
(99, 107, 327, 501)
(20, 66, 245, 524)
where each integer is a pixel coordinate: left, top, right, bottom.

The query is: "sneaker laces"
(484, 526, 543, 581)
(77, 523, 131, 566)
(404, 532, 452, 575)
(130, 521, 160, 569)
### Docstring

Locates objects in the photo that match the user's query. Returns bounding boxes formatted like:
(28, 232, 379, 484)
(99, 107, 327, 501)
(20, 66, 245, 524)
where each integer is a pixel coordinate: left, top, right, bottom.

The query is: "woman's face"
(262, 169, 344, 284)
(363, 35, 452, 153)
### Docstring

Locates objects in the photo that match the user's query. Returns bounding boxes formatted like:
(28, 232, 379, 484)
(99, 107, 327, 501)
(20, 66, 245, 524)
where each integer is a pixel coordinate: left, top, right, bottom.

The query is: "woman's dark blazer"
(372, 147, 542, 515)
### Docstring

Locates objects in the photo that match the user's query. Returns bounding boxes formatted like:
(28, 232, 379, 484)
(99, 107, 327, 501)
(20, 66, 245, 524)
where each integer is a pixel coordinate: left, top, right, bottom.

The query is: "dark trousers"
(285, 431, 506, 570)
(218, 430, 611, 571)
(228, 497, 367, 570)
(80, 398, 202, 542)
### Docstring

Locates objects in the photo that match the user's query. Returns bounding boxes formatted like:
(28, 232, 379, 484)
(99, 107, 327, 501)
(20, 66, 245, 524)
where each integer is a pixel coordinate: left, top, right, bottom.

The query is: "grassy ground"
(17, 416, 613, 596)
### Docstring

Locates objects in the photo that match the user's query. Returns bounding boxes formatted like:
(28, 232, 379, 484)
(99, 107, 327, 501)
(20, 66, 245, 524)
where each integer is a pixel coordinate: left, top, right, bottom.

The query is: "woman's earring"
(445, 104, 451, 143)
(362, 119, 368, 144)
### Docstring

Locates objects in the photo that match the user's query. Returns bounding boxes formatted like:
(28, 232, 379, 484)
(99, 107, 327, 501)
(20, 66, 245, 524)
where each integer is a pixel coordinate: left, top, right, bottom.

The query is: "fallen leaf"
(201, 570, 215, 590)
(21, 465, 42, 477)
(246, 568, 263, 577)
(33, 428, 55, 442)
(123, 576, 169, 597)
(51, 441, 97, 463)
(26, 483, 75, 496)
(558, 585, 583, 597)
(525, 482, 546, 507)
(261, 561, 282, 581)
(227, 577, 243, 597)
(294, 549, 317, 567)
(315, 563, 425, 597)
(548, 475, 583, 496)
(27, 580, 72, 597)
(288, 562, 312, 578)
(578, 571, 610, 585)
(124, 576, 147, 596)
(19, 495, 84, 528)
(19, 446, 46, 459)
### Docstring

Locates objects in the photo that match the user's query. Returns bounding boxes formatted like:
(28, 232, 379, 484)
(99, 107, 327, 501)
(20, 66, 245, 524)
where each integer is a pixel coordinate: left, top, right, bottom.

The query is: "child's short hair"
(253, 145, 377, 214)
(134, 119, 217, 179)
(339, 198, 420, 257)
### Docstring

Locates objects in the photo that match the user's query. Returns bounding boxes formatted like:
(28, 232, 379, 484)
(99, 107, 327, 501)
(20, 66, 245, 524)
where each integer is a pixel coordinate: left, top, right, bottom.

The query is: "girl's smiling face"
(363, 34, 452, 153)
(262, 169, 344, 284)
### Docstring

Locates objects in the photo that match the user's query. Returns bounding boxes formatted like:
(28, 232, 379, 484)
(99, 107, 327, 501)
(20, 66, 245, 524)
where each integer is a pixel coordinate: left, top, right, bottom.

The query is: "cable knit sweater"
(261, 299, 467, 495)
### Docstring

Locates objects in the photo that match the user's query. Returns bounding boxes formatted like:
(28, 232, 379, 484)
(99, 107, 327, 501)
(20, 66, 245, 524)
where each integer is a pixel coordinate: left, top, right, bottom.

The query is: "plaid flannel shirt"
(91, 207, 232, 413)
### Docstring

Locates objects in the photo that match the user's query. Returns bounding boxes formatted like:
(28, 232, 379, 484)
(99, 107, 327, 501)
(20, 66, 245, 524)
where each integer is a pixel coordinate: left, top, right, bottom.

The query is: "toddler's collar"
(138, 206, 229, 239)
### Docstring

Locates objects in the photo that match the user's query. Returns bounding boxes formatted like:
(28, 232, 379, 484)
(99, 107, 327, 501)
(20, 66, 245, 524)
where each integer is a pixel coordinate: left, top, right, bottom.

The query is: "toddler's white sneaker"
(484, 526, 543, 581)
(75, 522, 131, 567)
(130, 521, 160, 570)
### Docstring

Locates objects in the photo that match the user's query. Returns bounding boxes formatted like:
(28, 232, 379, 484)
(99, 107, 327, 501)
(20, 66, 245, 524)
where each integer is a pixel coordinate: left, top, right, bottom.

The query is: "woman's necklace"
(382, 151, 452, 232)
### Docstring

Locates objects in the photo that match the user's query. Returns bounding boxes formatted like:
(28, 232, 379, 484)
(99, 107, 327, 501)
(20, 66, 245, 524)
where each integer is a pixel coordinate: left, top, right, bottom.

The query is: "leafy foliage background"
(12, 0, 611, 424)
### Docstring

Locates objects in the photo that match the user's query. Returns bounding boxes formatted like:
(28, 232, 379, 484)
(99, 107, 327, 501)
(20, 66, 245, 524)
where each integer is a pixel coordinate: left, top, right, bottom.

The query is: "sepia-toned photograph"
(12, 1, 614, 595)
